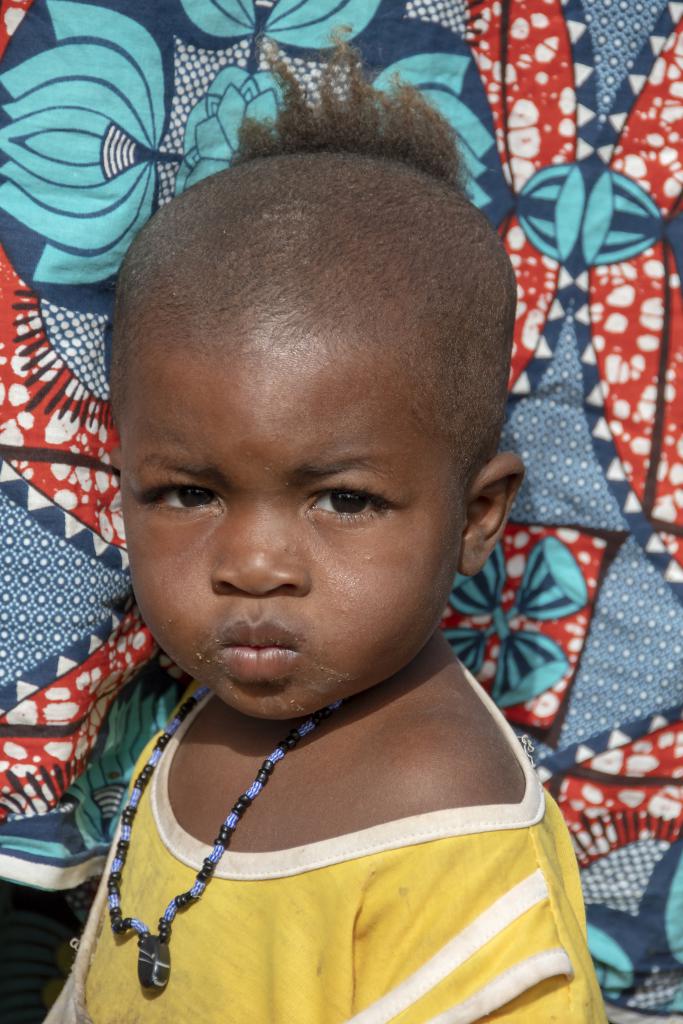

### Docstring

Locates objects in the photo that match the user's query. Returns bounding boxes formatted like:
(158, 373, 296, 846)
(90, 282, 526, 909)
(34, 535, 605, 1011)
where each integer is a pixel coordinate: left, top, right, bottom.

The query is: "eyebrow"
(136, 454, 231, 485)
(136, 453, 387, 480)
(138, 453, 209, 473)
(290, 457, 386, 481)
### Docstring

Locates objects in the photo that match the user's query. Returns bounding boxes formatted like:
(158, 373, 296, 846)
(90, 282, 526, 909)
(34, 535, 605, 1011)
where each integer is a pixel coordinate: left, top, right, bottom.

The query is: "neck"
(339, 630, 457, 725)
(186, 629, 458, 762)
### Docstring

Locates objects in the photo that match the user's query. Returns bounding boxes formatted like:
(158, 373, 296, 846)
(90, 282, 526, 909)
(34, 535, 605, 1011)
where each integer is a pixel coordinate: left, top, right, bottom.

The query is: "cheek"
(398, 517, 460, 630)
(121, 493, 461, 684)
(122, 510, 207, 638)
(322, 516, 458, 660)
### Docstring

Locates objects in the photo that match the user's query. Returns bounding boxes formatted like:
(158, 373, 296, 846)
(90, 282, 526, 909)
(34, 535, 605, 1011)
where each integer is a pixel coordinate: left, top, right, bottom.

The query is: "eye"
(314, 490, 378, 516)
(161, 486, 215, 509)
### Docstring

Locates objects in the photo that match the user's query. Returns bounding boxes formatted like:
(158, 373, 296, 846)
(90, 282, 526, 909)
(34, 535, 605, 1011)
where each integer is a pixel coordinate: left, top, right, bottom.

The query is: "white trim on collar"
(151, 665, 545, 880)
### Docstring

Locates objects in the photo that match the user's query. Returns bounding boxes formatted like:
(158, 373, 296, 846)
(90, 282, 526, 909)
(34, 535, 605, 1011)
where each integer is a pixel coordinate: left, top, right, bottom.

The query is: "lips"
(215, 645, 300, 683)
(216, 619, 300, 648)
(211, 620, 302, 684)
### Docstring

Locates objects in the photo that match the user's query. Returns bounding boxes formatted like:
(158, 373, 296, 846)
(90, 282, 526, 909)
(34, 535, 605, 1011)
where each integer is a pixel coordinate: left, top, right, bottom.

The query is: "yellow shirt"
(52, 673, 606, 1023)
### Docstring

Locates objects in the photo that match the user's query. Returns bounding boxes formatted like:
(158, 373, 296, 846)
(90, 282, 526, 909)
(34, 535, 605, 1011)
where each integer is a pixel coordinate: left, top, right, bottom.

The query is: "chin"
(219, 678, 314, 720)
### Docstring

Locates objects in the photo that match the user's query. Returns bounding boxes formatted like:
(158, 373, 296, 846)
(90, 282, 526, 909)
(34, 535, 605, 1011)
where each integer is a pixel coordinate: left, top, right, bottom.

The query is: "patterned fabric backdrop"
(0, 0, 681, 1020)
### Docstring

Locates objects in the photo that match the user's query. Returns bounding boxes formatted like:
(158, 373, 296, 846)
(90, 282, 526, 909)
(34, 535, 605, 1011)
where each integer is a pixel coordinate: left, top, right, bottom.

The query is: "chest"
(85, 828, 367, 1024)
(166, 701, 386, 851)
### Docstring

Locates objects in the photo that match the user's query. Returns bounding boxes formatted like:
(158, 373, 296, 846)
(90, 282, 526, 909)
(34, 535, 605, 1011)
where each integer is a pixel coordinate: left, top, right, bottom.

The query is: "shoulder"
(354, 800, 604, 1022)
(373, 678, 528, 820)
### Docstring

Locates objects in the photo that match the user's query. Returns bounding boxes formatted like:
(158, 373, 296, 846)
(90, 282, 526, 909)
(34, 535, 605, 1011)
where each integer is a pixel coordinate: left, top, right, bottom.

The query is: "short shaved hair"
(112, 45, 516, 475)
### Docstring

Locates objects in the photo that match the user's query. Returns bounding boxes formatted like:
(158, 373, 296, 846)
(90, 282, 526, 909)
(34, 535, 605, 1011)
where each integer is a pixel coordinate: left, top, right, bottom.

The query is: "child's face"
(116, 311, 515, 719)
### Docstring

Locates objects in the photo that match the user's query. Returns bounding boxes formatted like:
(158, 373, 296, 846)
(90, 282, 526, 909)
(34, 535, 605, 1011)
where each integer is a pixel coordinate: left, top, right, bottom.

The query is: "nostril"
(211, 577, 301, 597)
(210, 550, 310, 597)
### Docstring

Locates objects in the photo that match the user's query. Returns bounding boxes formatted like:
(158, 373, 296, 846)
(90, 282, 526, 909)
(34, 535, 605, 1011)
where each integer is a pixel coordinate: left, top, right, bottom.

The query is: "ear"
(458, 452, 524, 577)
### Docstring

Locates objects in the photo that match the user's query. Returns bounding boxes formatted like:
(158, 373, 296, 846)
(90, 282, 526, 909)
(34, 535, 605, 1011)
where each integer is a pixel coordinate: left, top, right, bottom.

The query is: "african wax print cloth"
(0, 0, 680, 1020)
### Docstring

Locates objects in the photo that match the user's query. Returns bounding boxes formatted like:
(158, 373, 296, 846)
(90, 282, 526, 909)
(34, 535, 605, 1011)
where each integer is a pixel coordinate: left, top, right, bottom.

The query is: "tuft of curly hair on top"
(232, 39, 466, 193)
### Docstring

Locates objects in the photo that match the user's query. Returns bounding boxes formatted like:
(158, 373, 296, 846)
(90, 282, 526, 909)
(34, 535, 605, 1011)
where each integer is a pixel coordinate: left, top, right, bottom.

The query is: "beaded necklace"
(107, 685, 342, 990)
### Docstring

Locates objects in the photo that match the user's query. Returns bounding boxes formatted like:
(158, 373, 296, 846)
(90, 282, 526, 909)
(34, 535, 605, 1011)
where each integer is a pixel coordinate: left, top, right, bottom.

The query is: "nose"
(210, 512, 311, 597)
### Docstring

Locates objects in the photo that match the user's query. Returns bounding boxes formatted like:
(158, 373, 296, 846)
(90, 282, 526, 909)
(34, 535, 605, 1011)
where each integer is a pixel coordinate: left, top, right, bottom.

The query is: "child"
(48, 47, 606, 1023)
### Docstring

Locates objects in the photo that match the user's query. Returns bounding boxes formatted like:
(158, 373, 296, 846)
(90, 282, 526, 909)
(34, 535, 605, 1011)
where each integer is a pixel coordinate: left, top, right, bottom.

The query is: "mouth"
(214, 645, 300, 684)
(210, 621, 302, 685)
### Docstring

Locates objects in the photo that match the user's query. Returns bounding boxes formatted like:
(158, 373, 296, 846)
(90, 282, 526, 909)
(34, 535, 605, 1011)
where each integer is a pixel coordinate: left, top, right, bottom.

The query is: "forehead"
(124, 313, 416, 432)
(115, 313, 462, 487)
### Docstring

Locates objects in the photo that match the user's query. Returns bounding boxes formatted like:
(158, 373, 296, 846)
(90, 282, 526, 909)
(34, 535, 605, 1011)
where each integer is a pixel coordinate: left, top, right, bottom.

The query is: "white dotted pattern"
(0, 492, 130, 704)
(582, 837, 669, 916)
(560, 538, 683, 744)
(628, 968, 682, 1009)
(40, 301, 109, 400)
(257, 50, 325, 104)
(157, 37, 251, 204)
(405, 0, 468, 35)
(501, 320, 627, 530)
(583, 0, 667, 115)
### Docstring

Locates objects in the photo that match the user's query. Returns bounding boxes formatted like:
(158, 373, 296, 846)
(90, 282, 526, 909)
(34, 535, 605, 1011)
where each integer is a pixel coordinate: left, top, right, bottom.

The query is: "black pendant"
(138, 934, 171, 990)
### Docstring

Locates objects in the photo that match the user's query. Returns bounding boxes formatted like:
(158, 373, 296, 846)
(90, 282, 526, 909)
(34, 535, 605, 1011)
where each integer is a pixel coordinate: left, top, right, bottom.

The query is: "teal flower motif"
(0, 664, 182, 871)
(180, 0, 381, 47)
(0, 1, 165, 284)
(69, 680, 181, 850)
(446, 537, 588, 707)
(264, 0, 381, 48)
(179, 0, 256, 39)
(373, 53, 503, 214)
(586, 924, 634, 1002)
(666, 847, 683, 967)
(518, 163, 662, 272)
(176, 67, 280, 193)
(66, 675, 181, 851)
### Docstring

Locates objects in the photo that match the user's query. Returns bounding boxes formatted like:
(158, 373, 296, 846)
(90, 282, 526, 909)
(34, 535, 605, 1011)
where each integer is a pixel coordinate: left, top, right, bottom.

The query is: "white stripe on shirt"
(346, 869, 560, 1024)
